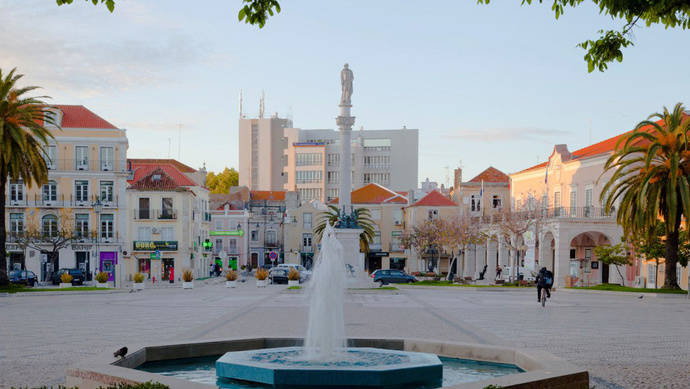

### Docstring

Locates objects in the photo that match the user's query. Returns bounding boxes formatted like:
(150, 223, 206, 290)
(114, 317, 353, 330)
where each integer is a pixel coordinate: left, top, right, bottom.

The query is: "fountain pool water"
(215, 223, 445, 387)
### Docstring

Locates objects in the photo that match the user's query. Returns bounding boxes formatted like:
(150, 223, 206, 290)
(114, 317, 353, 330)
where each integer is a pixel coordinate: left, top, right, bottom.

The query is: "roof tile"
(409, 190, 457, 207)
(54, 105, 117, 129)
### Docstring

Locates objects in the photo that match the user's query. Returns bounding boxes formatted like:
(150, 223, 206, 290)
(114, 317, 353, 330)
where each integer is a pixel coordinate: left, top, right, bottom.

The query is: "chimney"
(454, 168, 462, 190)
(407, 190, 415, 205)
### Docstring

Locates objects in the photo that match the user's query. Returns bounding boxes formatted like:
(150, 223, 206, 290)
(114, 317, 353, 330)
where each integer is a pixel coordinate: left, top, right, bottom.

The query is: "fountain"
(215, 224, 444, 387)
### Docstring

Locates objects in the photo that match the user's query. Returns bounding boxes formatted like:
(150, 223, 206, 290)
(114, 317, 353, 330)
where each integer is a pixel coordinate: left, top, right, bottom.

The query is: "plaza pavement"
(1, 279, 688, 388)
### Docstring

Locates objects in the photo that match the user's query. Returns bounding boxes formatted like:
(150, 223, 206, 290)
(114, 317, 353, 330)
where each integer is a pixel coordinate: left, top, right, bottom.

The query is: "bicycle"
(540, 288, 548, 307)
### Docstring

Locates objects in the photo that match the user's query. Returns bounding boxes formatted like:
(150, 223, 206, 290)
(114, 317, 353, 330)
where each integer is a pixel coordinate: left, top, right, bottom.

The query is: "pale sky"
(1, 0, 688, 186)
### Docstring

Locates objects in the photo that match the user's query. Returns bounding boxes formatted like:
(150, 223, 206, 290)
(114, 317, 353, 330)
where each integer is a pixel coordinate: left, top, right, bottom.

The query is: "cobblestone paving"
(1, 281, 688, 388)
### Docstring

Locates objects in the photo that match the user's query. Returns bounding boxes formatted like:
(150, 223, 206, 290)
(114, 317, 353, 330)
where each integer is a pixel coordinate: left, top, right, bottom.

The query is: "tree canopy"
(479, 1, 690, 72)
(593, 243, 631, 285)
(206, 167, 239, 194)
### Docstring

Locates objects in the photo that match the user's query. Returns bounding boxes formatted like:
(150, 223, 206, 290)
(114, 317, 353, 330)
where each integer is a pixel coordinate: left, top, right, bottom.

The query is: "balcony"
(478, 206, 615, 224)
(43, 158, 124, 172)
(157, 209, 177, 220)
(301, 245, 313, 253)
(204, 212, 212, 222)
(264, 239, 280, 248)
(6, 194, 119, 208)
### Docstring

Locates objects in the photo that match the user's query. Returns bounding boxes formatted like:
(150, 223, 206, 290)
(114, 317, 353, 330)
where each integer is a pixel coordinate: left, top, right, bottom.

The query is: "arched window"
(42, 215, 58, 238)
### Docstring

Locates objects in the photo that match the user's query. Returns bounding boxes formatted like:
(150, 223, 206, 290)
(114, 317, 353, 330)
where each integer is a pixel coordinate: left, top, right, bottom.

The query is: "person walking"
(169, 266, 174, 284)
(495, 265, 502, 280)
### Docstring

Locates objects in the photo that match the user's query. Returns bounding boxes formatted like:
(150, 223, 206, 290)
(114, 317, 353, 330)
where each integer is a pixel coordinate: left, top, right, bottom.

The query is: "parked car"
(274, 264, 312, 281)
(269, 268, 289, 284)
(51, 268, 85, 285)
(373, 269, 417, 285)
(9, 270, 38, 286)
(369, 269, 382, 279)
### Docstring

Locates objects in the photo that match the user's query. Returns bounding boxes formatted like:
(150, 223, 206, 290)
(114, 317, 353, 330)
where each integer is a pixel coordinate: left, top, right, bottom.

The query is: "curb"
(0, 289, 130, 297)
(399, 285, 533, 292)
(560, 288, 688, 298)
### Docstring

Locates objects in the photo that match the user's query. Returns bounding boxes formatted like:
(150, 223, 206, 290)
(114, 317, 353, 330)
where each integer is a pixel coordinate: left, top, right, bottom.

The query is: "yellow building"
(5, 105, 129, 283)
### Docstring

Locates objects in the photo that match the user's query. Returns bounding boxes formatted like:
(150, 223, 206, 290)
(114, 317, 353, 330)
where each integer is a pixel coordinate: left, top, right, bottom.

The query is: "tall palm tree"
(313, 205, 376, 254)
(0, 68, 55, 286)
(600, 103, 690, 289)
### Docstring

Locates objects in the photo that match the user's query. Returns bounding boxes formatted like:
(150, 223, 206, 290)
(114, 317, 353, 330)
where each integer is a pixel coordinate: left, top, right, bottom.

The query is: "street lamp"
(93, 198, 103, 283)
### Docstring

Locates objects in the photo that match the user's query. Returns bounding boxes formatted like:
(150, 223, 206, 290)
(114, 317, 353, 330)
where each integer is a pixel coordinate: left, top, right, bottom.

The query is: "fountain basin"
(216, 347, 442, 388)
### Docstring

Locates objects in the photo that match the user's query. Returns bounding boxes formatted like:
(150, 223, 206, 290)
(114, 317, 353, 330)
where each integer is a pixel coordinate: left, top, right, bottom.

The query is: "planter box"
(182, 281, 194, 289)
(59, 283, 72, 288)
(226, 281, 237, 288)
(288, 280, 299, 287)
(256, 279, 267, 288)
(134, 283, 145, 290)
(96, 282, 108, 288)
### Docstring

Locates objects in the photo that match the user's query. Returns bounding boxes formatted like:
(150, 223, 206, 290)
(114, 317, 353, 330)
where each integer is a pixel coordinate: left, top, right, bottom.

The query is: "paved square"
(1, 281, 688, 388)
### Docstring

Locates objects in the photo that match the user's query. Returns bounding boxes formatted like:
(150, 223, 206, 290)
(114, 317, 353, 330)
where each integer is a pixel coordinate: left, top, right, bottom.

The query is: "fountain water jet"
(304, 223, 346, 360)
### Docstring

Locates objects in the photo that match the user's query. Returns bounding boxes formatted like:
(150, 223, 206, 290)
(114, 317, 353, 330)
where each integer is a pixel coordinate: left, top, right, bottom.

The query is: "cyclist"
(536, 267, 553, 303)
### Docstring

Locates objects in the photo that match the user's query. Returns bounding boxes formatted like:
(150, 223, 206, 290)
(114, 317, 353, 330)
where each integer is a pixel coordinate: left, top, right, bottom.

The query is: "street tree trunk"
(0, 171, 8, 286)
(663, 228, 681, 289)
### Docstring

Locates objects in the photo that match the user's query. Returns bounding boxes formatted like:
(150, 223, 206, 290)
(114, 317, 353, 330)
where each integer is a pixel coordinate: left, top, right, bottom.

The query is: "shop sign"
(71, 244, 93, 251)
(210, 230, 244, 237)
(591, 261, 599, 269)
(368, 251, 389, 257)
(150, 250, 161, 260)
(133, 241, 178, 251)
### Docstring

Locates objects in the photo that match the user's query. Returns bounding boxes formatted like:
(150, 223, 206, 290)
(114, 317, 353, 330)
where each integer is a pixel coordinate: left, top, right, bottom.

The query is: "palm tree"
(313, 205, 376, 254)
(600, 103, 690, 289)
(0, 68, 56, 286)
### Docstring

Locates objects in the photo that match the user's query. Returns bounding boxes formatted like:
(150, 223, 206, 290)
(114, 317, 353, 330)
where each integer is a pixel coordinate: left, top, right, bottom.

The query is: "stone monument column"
(337, 63, 355, 212)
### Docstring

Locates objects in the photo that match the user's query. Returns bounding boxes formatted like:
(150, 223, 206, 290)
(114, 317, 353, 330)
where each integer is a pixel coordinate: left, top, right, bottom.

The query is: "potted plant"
(288, 268, 300, 286)
(95, 271, 109, 288)
(133, 273, 145, 290)
(182, 269, 194, 289)
(255, 268, 268, 287)
(225, 270, 238, 288)
(59, 272, 73, 288)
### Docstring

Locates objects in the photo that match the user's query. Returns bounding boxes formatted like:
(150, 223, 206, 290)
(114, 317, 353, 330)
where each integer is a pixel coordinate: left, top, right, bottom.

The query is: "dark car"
(9, 270, 38, 286)
(373, 269, 416, 285)
(51, 268, 85, 285)
(269, 268, 289, 284)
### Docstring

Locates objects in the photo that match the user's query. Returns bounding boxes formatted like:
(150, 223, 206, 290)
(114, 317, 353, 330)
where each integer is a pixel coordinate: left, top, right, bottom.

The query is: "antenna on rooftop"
(239, 89, 244, 118)
(259, 90, 265, 118)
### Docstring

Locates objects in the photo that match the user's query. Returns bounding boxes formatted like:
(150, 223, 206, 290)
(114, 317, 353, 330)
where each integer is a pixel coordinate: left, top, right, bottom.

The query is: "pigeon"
(638, 295, 644, 299)
(114, 347, 128, 359)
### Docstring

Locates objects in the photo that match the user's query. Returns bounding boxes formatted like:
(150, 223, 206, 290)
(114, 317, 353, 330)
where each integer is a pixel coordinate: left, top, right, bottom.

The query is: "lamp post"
(93, 198, 103, 284)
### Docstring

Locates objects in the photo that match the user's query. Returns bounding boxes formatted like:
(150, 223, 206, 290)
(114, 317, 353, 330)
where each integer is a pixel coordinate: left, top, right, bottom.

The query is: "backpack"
(544, 271, 553, 287)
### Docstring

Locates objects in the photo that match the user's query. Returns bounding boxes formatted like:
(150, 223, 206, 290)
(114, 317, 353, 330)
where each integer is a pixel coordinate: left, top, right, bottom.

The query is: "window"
(251, 230, 258, 241)
(75, 214, 89, 238)
(585, 188, 593, 207)
(100, 214, 114, 239)
(9, 180, 24, 202)
(492, 195, 501, 209)
(392, 208, 403, 225)
(327, 153, 339, 167)
(298, 188, 322, 201)
(327, 171, 339, 184)
(302, 233, 312, 250)
(303, 213, 312, 230)
(75, 180, 89, 203)
(75, 146, 89, 170)
(391, 231, 403, 251)
(100, 146, 114, 171)
(215, 239, 223, 252)
(9, 213, 24, 235)
(471, 194, 481, 212)
(45, 145, 57, 169)
(427, 209, 438, 220)
(362, 172, 390, 185)
(370, 209, 381, 220)
(228, 239, 237, 253)
(138, 226, 152, 240)
(373, 231, 382, 248)
(326, 188, 338, 201)
(554, 191, 561, 216)
(138, 198, 150, 219)
(570, 190, 577, 215)
(296, 153, 322, 166)
(42, 180, 57, 202)
(42, 215, 58, 238)
(541, 194, 548, 209)
(296, 170, 322, 184)
(100, 181, 114, 203)
(363, 155, 390, 169)
(215, 220, 223, 230)
(265, 230, 277, 244)
(161, 197, 174, 219)
(160, 227, 175, 241)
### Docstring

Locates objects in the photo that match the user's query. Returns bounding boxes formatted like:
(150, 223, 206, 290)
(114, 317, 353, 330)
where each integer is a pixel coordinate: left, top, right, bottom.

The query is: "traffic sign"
(269, 251, 278, 260)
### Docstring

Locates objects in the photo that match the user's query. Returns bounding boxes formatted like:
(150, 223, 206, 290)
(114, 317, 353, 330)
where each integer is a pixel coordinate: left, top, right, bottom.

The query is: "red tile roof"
(250, 191, 286, 201)
(54, 105, 117, 129)
(515, 118, 672, 174)
(127, 160, 197, 188)
(468, 167, 509, 183)
(127, 158, 196, 173)
(409, 190, 457, 207)
(129, 167, 191, 191)
(328, 183, 408, 205)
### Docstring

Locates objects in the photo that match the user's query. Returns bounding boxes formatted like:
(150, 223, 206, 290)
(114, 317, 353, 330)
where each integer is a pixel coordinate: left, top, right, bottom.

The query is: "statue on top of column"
(340, 63, 354, 106)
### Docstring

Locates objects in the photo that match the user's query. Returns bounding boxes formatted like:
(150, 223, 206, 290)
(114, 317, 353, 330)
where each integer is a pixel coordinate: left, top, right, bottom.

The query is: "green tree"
(206, 167, 239, 194)
(401, 219, 445, 273)
(0, 68, 56, 286)
(628, 222, 690, 288)
(593, 243, 631, 286)
(313, 205, 375, 254)
(600, 103, 690, 289)
(478, 1, 690, 73)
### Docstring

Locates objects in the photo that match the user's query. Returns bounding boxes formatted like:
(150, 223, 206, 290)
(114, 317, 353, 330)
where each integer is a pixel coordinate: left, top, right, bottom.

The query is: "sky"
(1, 0, 689, 187)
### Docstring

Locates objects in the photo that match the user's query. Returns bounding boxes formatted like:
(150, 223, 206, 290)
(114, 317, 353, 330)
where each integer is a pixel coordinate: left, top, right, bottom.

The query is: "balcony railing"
(158, 209, 177, 220)
(478, 206, 615, 224)
(6, 194, 119, 208)
(301, 245, 313, 253)
(132, 209, 177, 220)
(264, 239, 280, 248)
(44, 158, 124, 172)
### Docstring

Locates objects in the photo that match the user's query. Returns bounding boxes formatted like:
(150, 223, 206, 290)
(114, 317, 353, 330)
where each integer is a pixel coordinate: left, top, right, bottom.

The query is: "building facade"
(452, 167, 510, 218)
(238, 114, 419, 202)
(4, 105, 129, 283)
(124, 160, 211, 281)
(283, 200, 325, 269)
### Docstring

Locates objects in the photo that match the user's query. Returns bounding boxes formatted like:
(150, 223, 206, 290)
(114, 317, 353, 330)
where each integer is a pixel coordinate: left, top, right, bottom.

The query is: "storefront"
(390, 257, 406, 271)
(367, 251, 389, 272)
(6, 243, 24, 271)
(132, 241, 179, 282)
(99, 252, 118, 281)
(138, 257, 151, 278)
